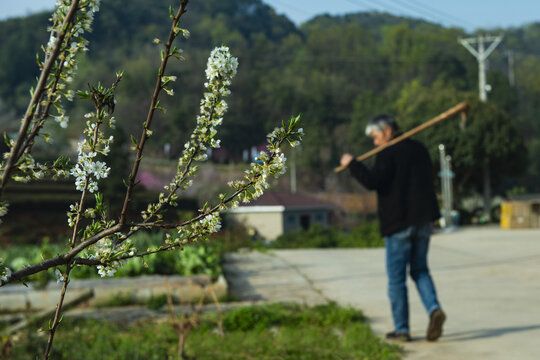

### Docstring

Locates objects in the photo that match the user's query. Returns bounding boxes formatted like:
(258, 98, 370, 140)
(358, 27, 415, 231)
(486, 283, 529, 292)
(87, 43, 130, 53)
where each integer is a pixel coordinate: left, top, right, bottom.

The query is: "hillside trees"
(394, 80, 526, 196)
(0, 0, 536, 195)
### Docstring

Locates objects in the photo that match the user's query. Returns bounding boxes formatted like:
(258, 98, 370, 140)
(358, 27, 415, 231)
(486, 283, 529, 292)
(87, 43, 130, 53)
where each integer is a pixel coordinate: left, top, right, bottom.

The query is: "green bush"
(116, 233, 223, 280)
(146, 293, 168, 310)
(0, 231, 224, 284)
(271, 221, 383, 249)
(96, 292, 134, 308)
(220, 302, 366, 332)
(9, 303, 402, 360)
(0, 239, 64, 288)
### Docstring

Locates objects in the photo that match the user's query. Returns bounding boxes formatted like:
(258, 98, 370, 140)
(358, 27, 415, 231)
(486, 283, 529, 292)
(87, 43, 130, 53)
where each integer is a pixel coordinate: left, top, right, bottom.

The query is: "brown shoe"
(426, 309, 446, 341)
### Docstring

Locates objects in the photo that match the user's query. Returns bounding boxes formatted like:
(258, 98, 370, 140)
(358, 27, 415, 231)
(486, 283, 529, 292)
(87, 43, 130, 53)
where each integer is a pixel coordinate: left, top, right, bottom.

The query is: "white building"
(225, 191, 332, 240)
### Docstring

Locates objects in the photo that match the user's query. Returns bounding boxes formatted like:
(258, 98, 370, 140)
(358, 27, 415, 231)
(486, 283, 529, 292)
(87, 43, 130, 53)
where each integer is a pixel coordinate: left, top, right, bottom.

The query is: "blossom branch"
(119, 0, 189, 225)
(0, 224, 123, 286)
(133, 46, 238, 240)
(131, 118, 301, 233)
(18, 29, 77, 161)
(0, 0, 81, 193)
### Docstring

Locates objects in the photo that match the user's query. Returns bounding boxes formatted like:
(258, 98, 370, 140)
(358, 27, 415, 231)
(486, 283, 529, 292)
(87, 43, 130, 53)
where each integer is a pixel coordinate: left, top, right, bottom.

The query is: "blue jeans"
(385, 222, 441, 333)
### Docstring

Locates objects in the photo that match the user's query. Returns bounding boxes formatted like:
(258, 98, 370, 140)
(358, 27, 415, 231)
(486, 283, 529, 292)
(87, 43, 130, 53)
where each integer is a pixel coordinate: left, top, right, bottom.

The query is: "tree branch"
(119, 0, 189, 225)
(0, 224, 123, 286)
(0, 0, 81, 196)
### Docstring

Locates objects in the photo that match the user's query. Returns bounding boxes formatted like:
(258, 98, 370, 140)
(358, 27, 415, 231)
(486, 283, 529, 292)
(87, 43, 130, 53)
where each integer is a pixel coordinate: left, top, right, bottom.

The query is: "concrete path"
(223, 251, 327, 306)
(224, 226, 540, 360)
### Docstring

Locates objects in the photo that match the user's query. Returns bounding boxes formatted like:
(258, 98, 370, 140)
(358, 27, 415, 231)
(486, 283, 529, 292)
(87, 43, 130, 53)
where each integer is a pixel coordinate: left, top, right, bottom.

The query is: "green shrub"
(271, 221, 383, 249)
(0, 231, 224, 284)
(96, 292, 135, 308)
(146, 293, 168, 310)
(219, 302, 366, 332)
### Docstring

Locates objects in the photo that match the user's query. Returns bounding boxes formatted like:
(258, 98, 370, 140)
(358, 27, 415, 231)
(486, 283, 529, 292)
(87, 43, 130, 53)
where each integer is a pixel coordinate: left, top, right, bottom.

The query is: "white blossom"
(199, 213, 222, 234)
(1, 267, 12, 282)
(97, 265, 116, 277)
(142, 47, 239, 223)
(0, 203, 8, 217)
(55, 269, 65, 284)
(55, 113, 69, 128)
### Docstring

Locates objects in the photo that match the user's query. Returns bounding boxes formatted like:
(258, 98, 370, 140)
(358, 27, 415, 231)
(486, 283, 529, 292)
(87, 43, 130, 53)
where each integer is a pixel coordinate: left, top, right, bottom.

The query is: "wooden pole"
(334, 101, 469, 173)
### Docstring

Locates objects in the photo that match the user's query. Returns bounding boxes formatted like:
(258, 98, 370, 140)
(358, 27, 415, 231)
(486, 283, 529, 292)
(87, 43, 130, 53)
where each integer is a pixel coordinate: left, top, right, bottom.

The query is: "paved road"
(224, 226, 540, 360)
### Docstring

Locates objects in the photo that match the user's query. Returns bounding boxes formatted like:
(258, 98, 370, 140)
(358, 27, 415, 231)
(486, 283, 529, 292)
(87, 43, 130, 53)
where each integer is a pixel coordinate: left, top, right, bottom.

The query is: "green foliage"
(220, 302, 366, 332)
(8, 303, 402, 359)
(271, 222, 383, 249)
(0, 232, 224, 283)
(115, 232, 223, 280)
(0, 239, 63, 287)
(96, 292, 134, 308)
(146, 293, 168, 310)
(395, 82, 527, 195)
(0, 0, 538, 194)
(506, 186, 527, 197)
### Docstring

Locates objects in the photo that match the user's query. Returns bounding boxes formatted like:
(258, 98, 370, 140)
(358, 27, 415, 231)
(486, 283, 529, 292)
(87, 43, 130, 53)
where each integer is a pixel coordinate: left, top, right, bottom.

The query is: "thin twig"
(119, 0, 189, 225)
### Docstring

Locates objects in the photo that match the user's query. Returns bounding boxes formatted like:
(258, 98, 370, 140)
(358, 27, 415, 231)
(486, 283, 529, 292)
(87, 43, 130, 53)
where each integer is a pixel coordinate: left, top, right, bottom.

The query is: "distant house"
(225, 191, 333, 240)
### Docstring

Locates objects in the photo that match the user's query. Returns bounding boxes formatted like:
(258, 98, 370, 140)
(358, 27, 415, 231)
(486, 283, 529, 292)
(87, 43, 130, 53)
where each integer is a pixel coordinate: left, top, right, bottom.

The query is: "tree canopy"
(0, 0, 537, 194)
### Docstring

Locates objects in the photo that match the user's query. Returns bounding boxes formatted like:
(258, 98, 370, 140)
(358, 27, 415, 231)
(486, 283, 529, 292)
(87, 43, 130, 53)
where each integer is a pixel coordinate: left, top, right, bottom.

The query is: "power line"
(263, 0, 312, 17)
(341, 0, 379, 12)
(342, 0, 405, 16)
(385, 0, 447, 23)
(406, 0, 475, 29)
(344, 0, 447, 28)
(345, 0, 473, 30)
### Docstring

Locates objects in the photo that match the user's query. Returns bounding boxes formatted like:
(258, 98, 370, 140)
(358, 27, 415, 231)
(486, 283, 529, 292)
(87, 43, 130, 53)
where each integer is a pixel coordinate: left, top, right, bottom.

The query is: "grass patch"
(7, 303, 401, 359)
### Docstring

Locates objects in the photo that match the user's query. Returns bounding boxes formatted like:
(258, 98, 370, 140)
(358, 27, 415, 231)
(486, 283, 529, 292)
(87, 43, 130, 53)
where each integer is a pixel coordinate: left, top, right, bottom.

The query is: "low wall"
(0, 274, 227, 312)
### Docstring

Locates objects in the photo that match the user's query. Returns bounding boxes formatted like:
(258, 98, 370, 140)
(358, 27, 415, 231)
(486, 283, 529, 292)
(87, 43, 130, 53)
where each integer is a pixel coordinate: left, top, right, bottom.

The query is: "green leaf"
(77, 90, 90, 99)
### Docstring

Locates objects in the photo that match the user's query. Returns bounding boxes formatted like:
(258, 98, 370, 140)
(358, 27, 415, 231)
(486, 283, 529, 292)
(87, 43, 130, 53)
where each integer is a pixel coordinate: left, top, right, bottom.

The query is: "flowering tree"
(0, 0, 303, 358)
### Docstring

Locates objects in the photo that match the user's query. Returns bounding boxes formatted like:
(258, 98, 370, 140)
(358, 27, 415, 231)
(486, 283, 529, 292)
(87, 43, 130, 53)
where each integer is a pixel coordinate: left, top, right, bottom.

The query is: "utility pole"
(458, 35, 503, 102)
(290, 147, 297, 194)
(506, 50, 515, 87)
(439, 144, 454, 229)
(458, 34, 503, 221)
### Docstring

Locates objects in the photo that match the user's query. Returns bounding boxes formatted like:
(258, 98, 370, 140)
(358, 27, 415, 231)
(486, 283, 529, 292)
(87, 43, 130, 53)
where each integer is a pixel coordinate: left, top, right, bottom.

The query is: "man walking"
(340, 114, 445, 342)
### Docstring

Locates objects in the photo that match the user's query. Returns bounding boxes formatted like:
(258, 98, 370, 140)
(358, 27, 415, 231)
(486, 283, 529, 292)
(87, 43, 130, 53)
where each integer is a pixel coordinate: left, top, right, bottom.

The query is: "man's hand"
(340, 153, 354, 168)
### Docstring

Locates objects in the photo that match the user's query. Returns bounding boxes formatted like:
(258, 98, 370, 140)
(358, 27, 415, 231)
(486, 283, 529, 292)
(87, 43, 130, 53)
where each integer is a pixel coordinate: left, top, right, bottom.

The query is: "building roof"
(227, 191, 333, 213)
(247, 191, 332, 208)
(315, 193, 377, 214)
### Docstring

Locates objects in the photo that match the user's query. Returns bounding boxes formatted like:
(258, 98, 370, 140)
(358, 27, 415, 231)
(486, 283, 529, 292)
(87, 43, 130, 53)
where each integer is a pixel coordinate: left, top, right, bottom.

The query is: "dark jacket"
(348, 138, 440, 236)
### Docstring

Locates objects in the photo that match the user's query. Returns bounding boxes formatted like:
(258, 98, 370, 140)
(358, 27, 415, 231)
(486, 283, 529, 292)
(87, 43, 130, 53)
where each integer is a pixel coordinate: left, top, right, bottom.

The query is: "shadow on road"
(444, 324, 540, 341)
